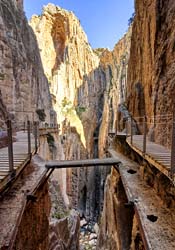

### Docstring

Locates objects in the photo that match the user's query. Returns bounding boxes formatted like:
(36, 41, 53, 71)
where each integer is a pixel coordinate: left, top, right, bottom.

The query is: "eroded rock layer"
(127, 0, 175, 145)
(30, 4, 132, 224)
(0, 0, 52, 124)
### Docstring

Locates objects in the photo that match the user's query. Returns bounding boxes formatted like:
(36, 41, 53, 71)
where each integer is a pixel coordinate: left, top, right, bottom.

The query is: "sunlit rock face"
(0, 0, 52, 124)
(30, 4, 105, 220)
(97, 27, 132, 157)
(30, 3, 132, 221)
(30, 4, 101, 148)
(127, 0, 175, 146)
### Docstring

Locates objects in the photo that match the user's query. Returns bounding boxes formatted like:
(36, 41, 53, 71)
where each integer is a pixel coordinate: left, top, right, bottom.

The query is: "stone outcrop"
(14, 181, 51, 250)
(49, 210, 80, 250)
(30, 4, 100, 145)
(30, 3, 132, 222)
(127, 0, 175, 146)
(97, 27, 132, 157)
(97, 168, 134, 250)
(0, 0, 52, 125)
(30, 4, 105, 221)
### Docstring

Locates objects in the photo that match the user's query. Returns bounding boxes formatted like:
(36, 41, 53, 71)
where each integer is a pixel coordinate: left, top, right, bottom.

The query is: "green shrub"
(46, 132, 55, 149)
(75, 105, 86, 118)
(61, 97, 74, 116)
(0, 73, 5, 80)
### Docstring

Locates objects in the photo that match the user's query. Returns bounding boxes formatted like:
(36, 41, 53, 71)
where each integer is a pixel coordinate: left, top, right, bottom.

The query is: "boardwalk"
(126, 135, 173, 180)
(0, 131, 35, 192)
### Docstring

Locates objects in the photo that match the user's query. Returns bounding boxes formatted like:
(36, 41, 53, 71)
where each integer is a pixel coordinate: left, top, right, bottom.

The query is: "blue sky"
(24, 0, 134, 50)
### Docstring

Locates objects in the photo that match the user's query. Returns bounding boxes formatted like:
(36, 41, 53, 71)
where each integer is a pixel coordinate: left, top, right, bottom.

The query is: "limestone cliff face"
(30, 4, 106, 221)
(98, 27, 132, 157)
(30, 4, 101, 150)
(127, 0, 175, 145)
(30, 4, 132, 222)
(97, 168, 134, 250)
(49, 210, 80, 250)
(0, 0, 52, 124)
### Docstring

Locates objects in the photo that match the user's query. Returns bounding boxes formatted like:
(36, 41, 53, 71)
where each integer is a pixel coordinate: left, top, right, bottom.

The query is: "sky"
(24, 0, 134, 50)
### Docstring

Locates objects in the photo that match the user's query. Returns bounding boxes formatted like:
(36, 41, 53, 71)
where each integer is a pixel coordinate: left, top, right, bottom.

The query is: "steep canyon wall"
(30, 4, 132, 222)
(0, 0, 52, 126)
(127, 0, 175, 145)
(98, 1, 175, 249)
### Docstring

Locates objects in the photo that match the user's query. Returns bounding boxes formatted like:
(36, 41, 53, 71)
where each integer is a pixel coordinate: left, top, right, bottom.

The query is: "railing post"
(34, 121, 38, 153)
(23, 121, 25, 132)
(115, 120, 118, 135)
(6, 119, 14, 173)
(171, 111, 175, 177)
(143, 116, 147, 156)
(130, 117, 133, 145)
(27, 120, 31, 156)
(126, 118, 128, 136)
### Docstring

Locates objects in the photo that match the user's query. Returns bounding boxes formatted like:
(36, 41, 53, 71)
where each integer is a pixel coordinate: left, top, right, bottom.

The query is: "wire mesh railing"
(122, 113, 175, 178)
(0, 120, 59, 178)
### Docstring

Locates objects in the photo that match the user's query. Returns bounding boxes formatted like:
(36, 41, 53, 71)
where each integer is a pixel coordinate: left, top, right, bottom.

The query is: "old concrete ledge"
(0, 155, 52, 250)
(108, 148, 175, 250)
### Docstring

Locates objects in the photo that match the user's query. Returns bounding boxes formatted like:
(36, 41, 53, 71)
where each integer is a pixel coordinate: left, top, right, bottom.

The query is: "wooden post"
(130, 117, 133, 145)
(27, 120, 31, 156)
(126, 118, 128, 136)
(23, 121, 25, 132)
(115, 120, 118, 135)
(143, 116, 147, 156)
(171, 110, 175, 177)
(34, 121, 38, 152)
(6, 120, 14, 172)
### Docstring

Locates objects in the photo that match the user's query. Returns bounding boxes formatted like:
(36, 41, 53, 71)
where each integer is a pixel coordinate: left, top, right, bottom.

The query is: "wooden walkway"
(126, 135, 173, 181)
(39, 127, 59, 136)
(0, 131, 35, 192)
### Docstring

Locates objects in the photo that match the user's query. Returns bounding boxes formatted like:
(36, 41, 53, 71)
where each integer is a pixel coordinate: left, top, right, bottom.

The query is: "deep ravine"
(0, 0, 175, 250)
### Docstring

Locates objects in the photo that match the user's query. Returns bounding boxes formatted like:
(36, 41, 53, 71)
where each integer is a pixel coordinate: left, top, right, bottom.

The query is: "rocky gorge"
(0, 0, 175, 249)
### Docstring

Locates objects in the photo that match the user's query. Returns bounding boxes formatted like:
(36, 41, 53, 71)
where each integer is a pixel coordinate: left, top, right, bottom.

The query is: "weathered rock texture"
(0, 0, 52, 124)
(30, 4, 132, 222)
(30, 4, 100, 146)
(97, 27, 132, 157)
(38, 131, 81, 250)
(14, 181, 50, 250)
(97, 168, 134, 250)
(30, 4, 105, 221)
(127, 0, 175, 146)
(49, 210, 80, 250)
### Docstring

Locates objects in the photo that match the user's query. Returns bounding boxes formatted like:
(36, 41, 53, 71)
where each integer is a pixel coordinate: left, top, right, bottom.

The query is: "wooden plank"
(0, 131, 35, 193)
(0, 172, 9, 176)
(46, 158, 121, 169)
(126, 137, 171, 179)
(0, 160, 25, 162)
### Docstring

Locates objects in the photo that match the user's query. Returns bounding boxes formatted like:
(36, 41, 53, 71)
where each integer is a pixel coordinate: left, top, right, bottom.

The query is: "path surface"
(0, 131, 35, 192)
(109, 148, 175, 250)
(0, 155, 50, 249)
(126, 135, 172, 180)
